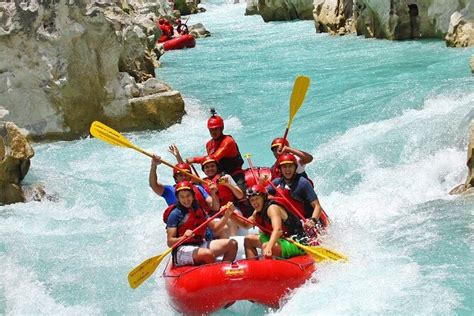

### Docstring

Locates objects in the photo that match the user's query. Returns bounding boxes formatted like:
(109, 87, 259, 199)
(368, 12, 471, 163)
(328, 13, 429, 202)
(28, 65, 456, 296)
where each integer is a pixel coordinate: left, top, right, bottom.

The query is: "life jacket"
(192, 185, 212, 215)
(274, 178, 329, 228)
(163, 203, 207, 245)
(206, 135, 244, 177)
(204, 174, 236, 207)
(254, 198, 304, 237)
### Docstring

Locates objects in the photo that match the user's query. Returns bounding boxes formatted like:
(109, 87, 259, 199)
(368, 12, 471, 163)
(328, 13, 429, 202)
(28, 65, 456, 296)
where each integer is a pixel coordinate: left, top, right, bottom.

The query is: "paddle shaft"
(172, 204, 228, 250)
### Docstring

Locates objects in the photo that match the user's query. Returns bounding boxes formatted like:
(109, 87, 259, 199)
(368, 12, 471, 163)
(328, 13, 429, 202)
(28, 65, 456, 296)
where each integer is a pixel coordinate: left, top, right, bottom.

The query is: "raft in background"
(163, 255, 316, 314)
(159, 34, 196, 51)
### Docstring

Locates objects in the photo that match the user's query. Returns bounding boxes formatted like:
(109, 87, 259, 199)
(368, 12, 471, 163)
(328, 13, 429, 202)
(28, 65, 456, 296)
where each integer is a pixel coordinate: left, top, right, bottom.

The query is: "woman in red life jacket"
(270, 137, 313, 181)
(201, 156, 245, 236)
(165, 181, 238, 266)
(187, 109, 246, 191)
(267, 153, 329, 229)
(236, 185, 306, 259)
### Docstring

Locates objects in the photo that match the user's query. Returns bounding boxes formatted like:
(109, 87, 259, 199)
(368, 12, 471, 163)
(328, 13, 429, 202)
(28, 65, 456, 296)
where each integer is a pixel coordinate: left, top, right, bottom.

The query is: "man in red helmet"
(149, 154, 219, 213)
(270, 137, 313, 180)
(175, 18, 189, 35)
(267, 153, 329, 229)
(187, 110, 246, 190)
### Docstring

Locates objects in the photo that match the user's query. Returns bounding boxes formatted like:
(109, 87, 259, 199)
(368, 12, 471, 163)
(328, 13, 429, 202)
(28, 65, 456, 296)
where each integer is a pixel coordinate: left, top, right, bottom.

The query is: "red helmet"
(158, 18, 166, 25)
(207, 115, 224, 129)
(201, 156, 217, 169)
(271, 137, 289, 150)
(175, 181, 194, 195)
(173, 162, 192, 177)
(278, 153, 297, 166)
(246, 184, 267, 198)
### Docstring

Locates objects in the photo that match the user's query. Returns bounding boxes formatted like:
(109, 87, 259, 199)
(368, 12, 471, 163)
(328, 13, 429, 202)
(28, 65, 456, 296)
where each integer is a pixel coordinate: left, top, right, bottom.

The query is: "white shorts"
(175, 241, 210, 266)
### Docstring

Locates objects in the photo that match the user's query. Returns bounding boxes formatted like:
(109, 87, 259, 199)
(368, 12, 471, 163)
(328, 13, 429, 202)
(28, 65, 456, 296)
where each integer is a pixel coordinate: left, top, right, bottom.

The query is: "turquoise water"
(1, 1, 473, 314)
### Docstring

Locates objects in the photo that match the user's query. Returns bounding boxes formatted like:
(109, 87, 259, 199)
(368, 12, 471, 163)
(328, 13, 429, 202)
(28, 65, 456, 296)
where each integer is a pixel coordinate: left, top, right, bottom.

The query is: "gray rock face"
(313, 0, 473, 46)
(450, 121, 474, 195)
(446, 9, 474, 47)
(0, 1, 185, 140)
(0, 122, 34, 205)
(189, 23, 211, 38)
(247, 0, 315, 21)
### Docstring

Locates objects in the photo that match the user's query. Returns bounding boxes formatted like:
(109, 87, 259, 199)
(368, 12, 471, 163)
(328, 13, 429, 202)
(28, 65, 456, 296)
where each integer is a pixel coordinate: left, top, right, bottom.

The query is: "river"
(1, 1, 473, 315)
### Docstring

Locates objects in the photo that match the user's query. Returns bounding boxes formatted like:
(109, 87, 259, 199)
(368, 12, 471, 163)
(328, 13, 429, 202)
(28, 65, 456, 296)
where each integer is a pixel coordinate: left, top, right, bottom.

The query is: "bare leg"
(244, 234, 262, 258)
(192, 248, 215, 265)
(262, 241, 282, 257)
(209, 239, 238, 262)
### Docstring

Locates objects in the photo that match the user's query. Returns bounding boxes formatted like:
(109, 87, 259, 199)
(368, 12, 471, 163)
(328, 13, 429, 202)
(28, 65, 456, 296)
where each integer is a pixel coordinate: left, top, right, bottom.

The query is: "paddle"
(232, 211, 336, 262)
(128, 204, 229, 289)
(283, 76, 310, 140)
(89, 121, 206, 185)
(244, 154, 347, 262)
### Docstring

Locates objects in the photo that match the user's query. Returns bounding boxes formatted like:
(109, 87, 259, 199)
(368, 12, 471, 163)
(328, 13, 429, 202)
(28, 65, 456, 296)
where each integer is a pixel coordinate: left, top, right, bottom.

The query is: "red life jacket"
(193, 185, 212, 215)
(275, 184, 329, 228)
(254, 198, 304, 237)
(204, 174, 236, 206)
(163, 204, 207, 245)
(206, 135, 244, 177)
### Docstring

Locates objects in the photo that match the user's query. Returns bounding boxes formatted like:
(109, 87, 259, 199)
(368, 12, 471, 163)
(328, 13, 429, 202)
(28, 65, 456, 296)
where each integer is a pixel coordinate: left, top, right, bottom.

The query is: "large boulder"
(446, 10, 474, 47)
(0, 122, 34, 205)
(450, 121, 474, 195)
(313, 0, 354, 35)
(249, 0, 315, 22)
(0, 1, 185, 140)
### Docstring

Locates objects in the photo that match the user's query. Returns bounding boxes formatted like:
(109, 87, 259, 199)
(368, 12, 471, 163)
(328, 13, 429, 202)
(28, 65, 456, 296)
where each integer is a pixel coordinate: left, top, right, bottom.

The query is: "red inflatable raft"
(159, 34, 196, 51)
(163, 255, 316, 314)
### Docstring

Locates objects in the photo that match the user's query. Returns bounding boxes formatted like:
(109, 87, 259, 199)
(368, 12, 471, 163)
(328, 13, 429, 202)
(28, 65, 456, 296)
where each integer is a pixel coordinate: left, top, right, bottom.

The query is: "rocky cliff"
(0, 0, 185, 140)
(246, 0, 314, 21)
(313, 0, 473, 47)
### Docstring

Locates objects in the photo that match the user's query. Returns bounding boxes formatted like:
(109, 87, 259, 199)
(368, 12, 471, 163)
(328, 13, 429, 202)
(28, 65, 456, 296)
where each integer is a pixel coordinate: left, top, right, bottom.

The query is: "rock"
(245, 0, 259, 16)
(189, 23, 211, 38)
(450, 121, 474, 195)
(315, 0, 473, 44)
(471, 54, 474, 74)
(0, 122, 34, 205)
(0, 1, 185, 141)
(313, 0, 353, 35)
(446, 11, 474, 47)
(256, 0, 314, 22)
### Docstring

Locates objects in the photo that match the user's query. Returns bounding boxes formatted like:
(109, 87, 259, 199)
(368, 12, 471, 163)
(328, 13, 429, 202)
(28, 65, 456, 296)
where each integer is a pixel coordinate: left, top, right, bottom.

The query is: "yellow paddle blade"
(128, 247, 173, 289)
(290, 240, 330, 262)
(288, 76, 310, 128)
(312, 246, 349, 262)
(90, 121, 134, 148)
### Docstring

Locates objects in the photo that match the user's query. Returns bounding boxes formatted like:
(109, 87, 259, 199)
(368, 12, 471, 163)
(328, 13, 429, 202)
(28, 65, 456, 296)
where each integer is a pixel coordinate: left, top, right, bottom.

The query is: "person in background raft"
(165, 181, 238, 266)
(270, 137, 313, 181)
(201, 156, 245, 236)
(157, 17, 174, 43)
(237, 185, 306, 259)
(187, 109, 246, 191)
(175, 18, 189, 35)
(267, 153, 329, 230)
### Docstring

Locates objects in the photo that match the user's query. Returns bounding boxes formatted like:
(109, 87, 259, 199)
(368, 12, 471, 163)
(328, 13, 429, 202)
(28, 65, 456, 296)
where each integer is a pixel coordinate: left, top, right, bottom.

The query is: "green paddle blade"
(128, 247, 173, 289)
(287, 76, 310, 128)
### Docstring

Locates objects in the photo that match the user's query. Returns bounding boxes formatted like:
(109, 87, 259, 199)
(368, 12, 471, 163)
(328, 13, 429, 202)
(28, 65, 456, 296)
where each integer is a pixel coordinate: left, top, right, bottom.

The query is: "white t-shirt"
(296, 156, 306, 174)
